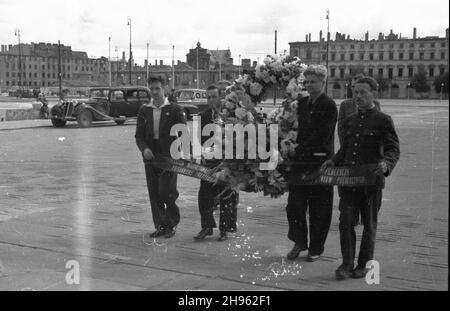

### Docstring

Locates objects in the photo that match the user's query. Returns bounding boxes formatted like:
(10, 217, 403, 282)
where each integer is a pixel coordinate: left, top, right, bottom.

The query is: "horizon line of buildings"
(0, 26, 448, 98)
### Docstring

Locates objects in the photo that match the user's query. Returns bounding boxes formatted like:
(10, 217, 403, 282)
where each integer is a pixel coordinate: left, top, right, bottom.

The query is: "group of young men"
(135, 66, 400, 281)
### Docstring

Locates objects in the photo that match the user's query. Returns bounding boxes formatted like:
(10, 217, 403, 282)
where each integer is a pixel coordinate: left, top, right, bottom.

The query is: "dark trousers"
(286, 184, 333, 255)
(338, 189, 382, 267)
(198, 180, 238, 232)
(144, 147, 180, 230)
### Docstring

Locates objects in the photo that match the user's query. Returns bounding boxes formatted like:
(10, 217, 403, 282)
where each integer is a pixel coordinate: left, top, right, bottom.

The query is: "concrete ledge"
(0, 108, 40, 121)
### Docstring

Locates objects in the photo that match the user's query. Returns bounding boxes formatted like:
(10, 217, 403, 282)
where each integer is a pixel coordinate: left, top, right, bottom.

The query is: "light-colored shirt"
(148, 98, 170, 139)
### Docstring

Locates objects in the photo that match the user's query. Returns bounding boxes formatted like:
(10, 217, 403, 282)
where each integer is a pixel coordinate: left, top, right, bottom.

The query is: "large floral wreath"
(203, 55, 308, 198)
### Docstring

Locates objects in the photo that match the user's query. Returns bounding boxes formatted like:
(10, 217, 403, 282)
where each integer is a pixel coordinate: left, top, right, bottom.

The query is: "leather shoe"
(163, 227, 176, 239)
(286, 244, 306, 260)
(194, 228, 213, 241)
(149, 227, 166, 238)
(335, 264, 354, 280)
(217, 231, 228, 241)
(306, 252, 321, 262)
(352, 265, 370, 279)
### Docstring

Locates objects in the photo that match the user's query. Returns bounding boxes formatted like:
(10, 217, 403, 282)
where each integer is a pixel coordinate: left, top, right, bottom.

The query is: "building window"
(34, 64, 37, 70)
(388, 68, 393, 79)
(42, 73, 45, 78)
(441, 42, 446, 48)
(34, 73, 37, 78)
(350, 44, 355, 49)
(399, 53, 404, 60)
(5, 72, 9, 77)
(370, 44, 374, 49)
(398, 68, 403, 77)
(379, 53, 384, 60)
(42, 65, 45, 70)
(360, 44, 365, 49)
(441, 52, 446, 60)
(429, 67, 434, 77)
(378, 68, 383, 77)
(409, 43, 414, 48)
(331, 53, 336, 61)
(409, 52, 414, 60)
(369, 53, 374, 60)
(408, 67, 414, 77)
(431, 42, 435, 48)
(350, 54, 354, 61)
(368, 68, 373, 77)
(419, 43, 425, 48)
(322, 54, 326, 61)
(331, 68, 336, 77)
(81, 66, 84, 71)
(379, 44, 384, 49)
(389, 44, 394, 49)
(339, 68, 345, 78)
(359, 53, 364, 60)
(47, 73, 51, 78)
(440, 67, 445, 75)
(430, 52, 434, 60)
(12, 72, 15, 77)
(340, 54, 345, 61)
(400, 43, 404, 48)
(389, 52, 394, 60)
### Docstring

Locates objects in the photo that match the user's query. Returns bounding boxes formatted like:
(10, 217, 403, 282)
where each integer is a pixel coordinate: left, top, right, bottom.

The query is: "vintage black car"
(50, 86, 150, 127)
(175, 89, 208, 120)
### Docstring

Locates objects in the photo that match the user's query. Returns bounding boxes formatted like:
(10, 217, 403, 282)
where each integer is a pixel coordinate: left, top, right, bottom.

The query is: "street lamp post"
(146, 43, 149, 87)
(14, 29, 23, 94)
(238, 54, 241, 76)
(127, 17, 132, 85)
(440, 82, 444, 101)
(108, 37, 112, 87)
(407, 83, 411, 100)
(172, 45, 175, 90)
(325, 9, 330, 95)
(196, 45, 199, 89)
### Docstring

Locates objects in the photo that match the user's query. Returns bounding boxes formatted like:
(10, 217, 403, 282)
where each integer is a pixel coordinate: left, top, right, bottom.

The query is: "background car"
(174, 89, 208, 120)
(50, 86, 150, 127)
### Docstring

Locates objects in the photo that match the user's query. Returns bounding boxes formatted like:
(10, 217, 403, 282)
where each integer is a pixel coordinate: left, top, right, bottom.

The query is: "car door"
(124, 89, 140, 117)
(109, 90, 127, 117)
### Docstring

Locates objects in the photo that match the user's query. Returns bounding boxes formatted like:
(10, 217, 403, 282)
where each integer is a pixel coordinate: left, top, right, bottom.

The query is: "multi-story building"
(289, 27, 449, 98)
(0, 42, 109, 93)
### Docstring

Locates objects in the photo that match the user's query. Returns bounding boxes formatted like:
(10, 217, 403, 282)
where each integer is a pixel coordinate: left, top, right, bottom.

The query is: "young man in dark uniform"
(135, 75, 186, 239)
(194, 85, 238, 242)
(322, 76, 400, 280)
(286, 65, 338, 262)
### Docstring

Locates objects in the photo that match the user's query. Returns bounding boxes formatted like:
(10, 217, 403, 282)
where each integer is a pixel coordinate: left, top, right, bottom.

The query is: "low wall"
(0, 108, 40, 121)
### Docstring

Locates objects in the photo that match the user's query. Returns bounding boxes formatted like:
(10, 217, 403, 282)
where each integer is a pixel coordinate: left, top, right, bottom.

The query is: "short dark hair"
(206, 85, 218, 91)
(148, 75, 166, 86)
(355, 76, 378, 91)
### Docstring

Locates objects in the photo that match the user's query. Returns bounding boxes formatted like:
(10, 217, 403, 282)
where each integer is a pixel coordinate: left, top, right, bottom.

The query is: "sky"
(0, 0, 448, 66)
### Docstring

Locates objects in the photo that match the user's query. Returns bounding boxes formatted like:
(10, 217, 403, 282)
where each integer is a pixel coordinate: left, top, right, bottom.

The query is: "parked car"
(174, 89, 208, 120)
(50, 86, 150, 128)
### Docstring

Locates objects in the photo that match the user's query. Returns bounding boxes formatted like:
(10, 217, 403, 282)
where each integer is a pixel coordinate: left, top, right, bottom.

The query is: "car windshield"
(176, 90, 195, 100)
(89, 89, 109, 98)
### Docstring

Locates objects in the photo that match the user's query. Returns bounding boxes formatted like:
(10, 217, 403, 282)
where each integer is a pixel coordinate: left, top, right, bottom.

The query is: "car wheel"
(115, 120, 126, 125)
(51, 118, 67, 128)
(77, 110, 93, 128)
(184, 109, 191, 121)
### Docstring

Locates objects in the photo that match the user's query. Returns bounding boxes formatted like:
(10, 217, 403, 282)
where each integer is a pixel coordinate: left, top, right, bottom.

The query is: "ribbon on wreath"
(145, 157, 379, 187)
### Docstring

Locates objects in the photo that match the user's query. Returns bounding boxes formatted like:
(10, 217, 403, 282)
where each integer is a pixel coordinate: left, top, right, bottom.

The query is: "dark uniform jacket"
(332, 107, 400, 189)
(293, 93, 338, 172)
(338, 98, 381, 145)
(135, 100, 186, 158)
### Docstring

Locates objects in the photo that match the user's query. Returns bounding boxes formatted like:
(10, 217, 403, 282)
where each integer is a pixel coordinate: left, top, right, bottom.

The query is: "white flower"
(249, 82, 263, 96)
(235, 107, 247, 119)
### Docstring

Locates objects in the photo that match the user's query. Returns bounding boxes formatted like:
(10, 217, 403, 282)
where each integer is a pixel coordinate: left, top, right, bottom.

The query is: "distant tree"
(433, 72, 449, 94)
(410, 65, 431, 93)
